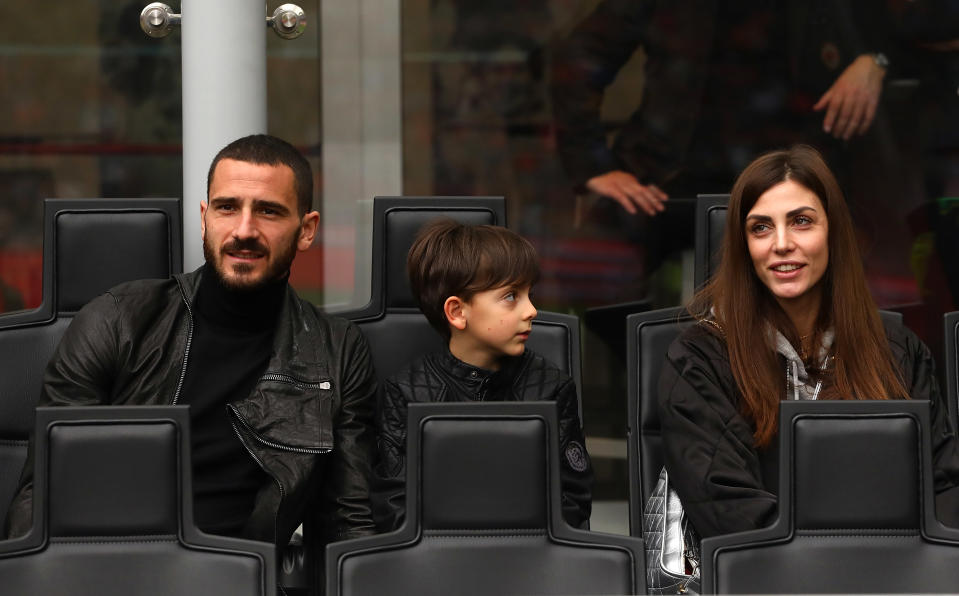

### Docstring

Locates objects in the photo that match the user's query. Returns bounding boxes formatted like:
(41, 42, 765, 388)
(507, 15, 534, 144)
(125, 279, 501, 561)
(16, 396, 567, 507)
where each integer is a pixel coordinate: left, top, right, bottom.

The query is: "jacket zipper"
(260, 372, 332, 392)
(230, 418, 285, 549)
(228, 405, 331, 550)
(228, 404, 333, 455)
(171, 277, 195, 405)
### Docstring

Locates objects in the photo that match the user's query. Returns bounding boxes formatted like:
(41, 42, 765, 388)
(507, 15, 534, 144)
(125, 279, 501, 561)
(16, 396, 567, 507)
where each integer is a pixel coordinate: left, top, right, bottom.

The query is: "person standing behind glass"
(551, 0, 795, 304)
(789, 0, 893, 143)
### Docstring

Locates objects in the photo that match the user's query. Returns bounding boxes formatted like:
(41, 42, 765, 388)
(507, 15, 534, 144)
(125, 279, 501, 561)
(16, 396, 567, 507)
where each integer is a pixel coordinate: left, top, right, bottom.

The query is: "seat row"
(0, 196, 592, 595)
(4, 196, 959, 594)
(8, 386, 959, 594)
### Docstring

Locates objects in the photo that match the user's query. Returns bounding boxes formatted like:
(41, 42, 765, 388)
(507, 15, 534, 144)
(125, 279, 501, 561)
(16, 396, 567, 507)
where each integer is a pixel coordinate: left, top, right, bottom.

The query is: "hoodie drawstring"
(786, 360, 824, 401)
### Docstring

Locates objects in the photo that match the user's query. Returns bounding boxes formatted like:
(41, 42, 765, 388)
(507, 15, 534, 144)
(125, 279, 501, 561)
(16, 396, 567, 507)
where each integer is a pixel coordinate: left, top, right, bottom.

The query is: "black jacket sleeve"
(895, 325, 959, 526)
(554, 377, 594, 529)
(657, 324, 777, 538)
(370, 377, 409, 532)
(322, 322, 379, 542)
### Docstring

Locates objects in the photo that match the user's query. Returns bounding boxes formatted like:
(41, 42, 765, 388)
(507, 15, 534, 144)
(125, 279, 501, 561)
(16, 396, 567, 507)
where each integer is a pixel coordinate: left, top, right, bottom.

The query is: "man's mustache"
(223, 239, 269, 254)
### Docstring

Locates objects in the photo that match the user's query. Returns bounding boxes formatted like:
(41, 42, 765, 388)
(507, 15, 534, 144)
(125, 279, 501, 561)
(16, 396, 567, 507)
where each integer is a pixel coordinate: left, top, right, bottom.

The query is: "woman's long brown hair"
(690, 145, 908, 448)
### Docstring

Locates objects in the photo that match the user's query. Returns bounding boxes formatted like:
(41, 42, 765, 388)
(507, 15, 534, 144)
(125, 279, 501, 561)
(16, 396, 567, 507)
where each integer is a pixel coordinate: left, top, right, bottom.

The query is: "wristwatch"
(872, 52, 890, 70)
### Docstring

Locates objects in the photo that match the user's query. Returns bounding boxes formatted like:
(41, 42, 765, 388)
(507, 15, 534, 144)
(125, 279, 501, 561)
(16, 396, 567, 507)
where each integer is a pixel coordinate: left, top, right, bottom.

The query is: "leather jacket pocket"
(230, 373, 335, 453)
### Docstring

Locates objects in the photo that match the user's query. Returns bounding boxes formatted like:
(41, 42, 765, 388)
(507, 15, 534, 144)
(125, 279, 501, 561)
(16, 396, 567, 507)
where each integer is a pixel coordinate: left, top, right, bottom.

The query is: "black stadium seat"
(340, 196, 582, 415)
(327, 402, 646, 596)
(0, 406, 275, 596)
(942, 310, 959, 431)
(702, 400, 959, 593)
(0, 198, 182, 522)
(625, 306, 693, 535)
(693, 194, 730, 291)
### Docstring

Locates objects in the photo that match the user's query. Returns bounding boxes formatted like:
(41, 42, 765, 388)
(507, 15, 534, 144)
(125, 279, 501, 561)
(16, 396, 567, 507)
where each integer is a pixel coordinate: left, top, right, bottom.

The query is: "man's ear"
(297, 211, 320, 251)
(444, 296, 468, 331)
(200, 200, 208, 241)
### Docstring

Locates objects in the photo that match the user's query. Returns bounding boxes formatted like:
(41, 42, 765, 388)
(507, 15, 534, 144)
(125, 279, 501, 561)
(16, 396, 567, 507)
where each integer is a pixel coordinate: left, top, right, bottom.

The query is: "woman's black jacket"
(659, 318, 959, 538)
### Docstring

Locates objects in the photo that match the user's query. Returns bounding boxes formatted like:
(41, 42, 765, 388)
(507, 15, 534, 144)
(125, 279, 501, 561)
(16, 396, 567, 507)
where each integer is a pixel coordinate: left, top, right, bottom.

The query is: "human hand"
(585, 170, 668, 216)
(813, 54, 886, 140)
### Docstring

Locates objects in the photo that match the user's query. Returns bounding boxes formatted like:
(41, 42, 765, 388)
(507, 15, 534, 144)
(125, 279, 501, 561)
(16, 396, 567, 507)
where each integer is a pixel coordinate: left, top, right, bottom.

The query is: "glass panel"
(0, 0, 182, 314)
(0, 1, 343, 311)
(401, 0, 959, 515)
(267, 0, 329, 305)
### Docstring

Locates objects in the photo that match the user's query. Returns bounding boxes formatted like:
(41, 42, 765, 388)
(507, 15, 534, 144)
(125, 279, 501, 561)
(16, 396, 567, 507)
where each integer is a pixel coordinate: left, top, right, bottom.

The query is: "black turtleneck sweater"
(179, 266, 285, 537)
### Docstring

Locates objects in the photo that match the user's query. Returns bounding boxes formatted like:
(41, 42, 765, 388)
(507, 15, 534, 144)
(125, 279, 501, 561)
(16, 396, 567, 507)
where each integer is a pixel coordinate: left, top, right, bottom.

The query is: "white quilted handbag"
(642, 467, 701, 594)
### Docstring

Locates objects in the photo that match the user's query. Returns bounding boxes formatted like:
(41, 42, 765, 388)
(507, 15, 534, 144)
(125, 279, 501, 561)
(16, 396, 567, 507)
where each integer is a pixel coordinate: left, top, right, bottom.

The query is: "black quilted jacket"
(371, 348, 593, 530)
(659, 318, 959, 538)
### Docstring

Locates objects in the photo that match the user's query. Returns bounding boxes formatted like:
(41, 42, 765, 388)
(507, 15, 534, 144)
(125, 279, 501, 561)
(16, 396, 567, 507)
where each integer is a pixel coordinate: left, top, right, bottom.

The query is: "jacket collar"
(175, 267, 323, 382)
(436, 348, 526, 392)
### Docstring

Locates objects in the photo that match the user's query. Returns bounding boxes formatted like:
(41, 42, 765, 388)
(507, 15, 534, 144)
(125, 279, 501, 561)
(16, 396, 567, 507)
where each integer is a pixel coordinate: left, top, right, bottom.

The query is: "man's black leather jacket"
(371, 349, 593, 531)
(5, 267, 378, 550)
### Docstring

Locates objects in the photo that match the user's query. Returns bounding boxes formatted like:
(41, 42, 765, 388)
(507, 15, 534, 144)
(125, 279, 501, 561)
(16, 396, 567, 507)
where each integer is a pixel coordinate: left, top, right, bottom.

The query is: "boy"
(371, 219, 593, 531)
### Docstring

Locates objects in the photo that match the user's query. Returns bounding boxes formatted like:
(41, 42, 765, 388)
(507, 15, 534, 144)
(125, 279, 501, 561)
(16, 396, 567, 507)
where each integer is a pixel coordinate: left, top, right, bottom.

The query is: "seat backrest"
(0, 198, 182, 520)
(0, 406, 275, 596)
(625, 306, 693, 536)
(944, 310, 959, 431)
(693, 194, 729, 290)
(340, 196, 504, 383)
(341, 196, 581, 396)
(346, 196, 506, 319)
(0, 319, 71, 517)
(51, 199, 182, 315)
(327, 402, 646, 596)
(419, 404, 549, 531)
(703, 400, 959, 594)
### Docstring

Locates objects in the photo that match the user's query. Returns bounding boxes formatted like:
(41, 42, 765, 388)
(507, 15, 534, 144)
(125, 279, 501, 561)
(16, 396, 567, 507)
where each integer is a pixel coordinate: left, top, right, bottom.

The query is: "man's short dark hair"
(407, 219, 540, 341)
(207, 134, 313, 215)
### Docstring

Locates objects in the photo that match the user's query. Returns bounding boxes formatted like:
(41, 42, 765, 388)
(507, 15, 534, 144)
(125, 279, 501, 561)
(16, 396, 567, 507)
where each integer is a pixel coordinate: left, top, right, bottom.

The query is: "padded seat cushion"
(0, 319, 72, 435)
(422, 418, 545, 529)
(56, 211, 171, 313)
(384, 210, 495, 309)
(48, 422, 179, 536)
(715, 535, 959, 594)
(358, 312, 446, 382)
(340, 535, 635, 596)
(0, 542, 267, 596)
(0, 318, 71, 518)
(793, 417, 919, 529)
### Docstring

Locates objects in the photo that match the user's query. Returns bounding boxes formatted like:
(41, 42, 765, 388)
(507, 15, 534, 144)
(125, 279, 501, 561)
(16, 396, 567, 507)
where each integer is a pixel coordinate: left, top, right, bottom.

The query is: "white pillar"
(181, 0, 267, 271)
(322, 0, 402, 307)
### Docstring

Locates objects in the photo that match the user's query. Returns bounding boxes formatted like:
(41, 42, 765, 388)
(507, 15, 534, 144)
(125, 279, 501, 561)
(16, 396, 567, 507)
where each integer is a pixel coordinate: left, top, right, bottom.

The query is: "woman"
(659, 144, 959, 538)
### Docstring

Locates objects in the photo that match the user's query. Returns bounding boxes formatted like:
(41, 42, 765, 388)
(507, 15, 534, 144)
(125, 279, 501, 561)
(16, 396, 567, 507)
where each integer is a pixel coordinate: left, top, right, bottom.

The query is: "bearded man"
(5, 135, 377, 575)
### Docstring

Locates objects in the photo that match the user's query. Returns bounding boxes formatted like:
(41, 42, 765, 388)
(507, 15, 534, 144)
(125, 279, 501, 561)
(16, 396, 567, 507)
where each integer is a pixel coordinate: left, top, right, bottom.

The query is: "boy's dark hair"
(207, 134, 313, 215)
(407, 219, 540, 341)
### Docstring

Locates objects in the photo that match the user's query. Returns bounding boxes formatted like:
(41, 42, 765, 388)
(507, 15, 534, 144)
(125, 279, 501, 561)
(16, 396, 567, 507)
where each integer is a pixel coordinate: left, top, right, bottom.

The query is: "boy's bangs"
(467, 233, 540, 293)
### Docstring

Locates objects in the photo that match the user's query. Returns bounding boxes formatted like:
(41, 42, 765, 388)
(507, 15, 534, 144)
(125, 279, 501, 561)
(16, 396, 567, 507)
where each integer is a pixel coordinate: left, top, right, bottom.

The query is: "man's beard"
(203, 234, 298, 292)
